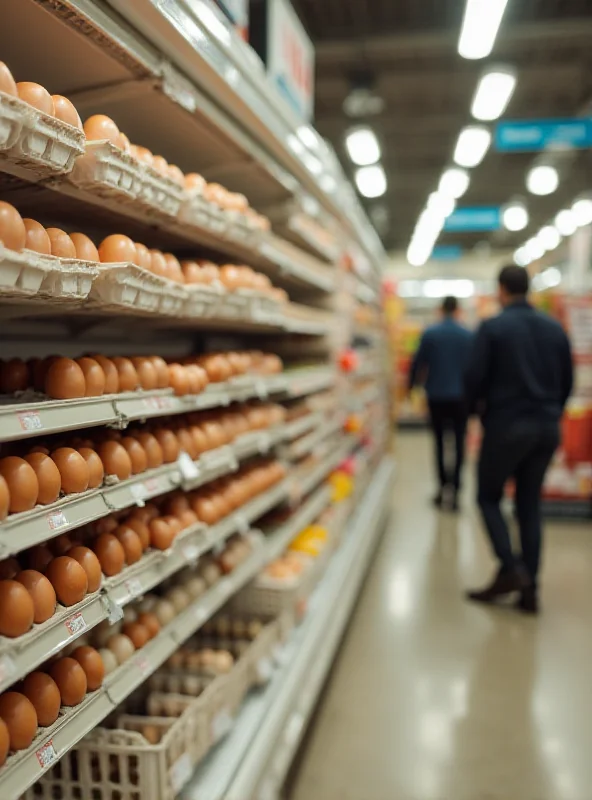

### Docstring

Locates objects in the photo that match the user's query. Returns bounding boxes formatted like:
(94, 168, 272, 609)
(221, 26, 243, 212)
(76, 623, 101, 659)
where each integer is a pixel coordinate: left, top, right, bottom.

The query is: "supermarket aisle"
(288, 431, 592, 800)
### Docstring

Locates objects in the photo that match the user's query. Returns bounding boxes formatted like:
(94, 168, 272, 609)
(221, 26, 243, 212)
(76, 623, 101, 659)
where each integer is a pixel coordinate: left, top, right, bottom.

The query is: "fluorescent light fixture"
(355, 164, 387, 198)
(502, 201, 528, 231)
(423, 279, 475, 298)
(439, 168, 470, 199)
(320, 174, 336, 193)
(514, 247, 529, 267)
(297, 126, 318, 149)
(541, 267, 562, 288)
(458, 0, 510, 59)
(427, 191, 455, 218)
(572, 198, 592, 226)
(555, 209, 577, 237)
(526, 165, 559, 195)
(304, 154, 322, 175)
(454, 126, 491, 167)
(345, 127, 381, 166)
(525, 236, 544, 261)
(471, 67, 516, 121)
(398, 280, 423, 298)
(538, 225, 561, 251)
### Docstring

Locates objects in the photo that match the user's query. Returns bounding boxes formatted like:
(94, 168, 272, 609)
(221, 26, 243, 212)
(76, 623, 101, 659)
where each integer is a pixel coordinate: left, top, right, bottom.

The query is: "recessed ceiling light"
(345, 127, 381, 166)
(502, 202, 529, 231)
(458, 0, 510, 60)
(439, 168, 470, 199)
(453, 126, 491, 167)
(572, 198, 592, 226)
(355, 164, 387, 198)
(555, 210, 577, 236)
(537, 225, 561, 251)
(526, 165, 559, 195)
(471, 67, 517, 121)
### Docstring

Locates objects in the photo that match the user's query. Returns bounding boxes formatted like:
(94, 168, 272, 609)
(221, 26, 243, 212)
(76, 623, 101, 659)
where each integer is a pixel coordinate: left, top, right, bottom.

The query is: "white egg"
(154, 599, 176, 626)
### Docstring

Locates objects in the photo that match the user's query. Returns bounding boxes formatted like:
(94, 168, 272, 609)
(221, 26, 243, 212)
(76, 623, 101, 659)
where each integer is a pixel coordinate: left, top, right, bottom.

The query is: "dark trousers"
(478, 420, 559, 585)
(428, 399, 468, 491)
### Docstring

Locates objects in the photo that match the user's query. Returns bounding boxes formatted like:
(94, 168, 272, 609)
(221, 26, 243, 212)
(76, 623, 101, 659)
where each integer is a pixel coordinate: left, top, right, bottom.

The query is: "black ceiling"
(292, 0, 592, 252)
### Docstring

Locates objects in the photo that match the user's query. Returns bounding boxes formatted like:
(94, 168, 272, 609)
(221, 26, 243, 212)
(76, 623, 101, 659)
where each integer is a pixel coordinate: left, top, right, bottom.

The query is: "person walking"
(465, 266, 573, 613)
(409, 295, 473, 510)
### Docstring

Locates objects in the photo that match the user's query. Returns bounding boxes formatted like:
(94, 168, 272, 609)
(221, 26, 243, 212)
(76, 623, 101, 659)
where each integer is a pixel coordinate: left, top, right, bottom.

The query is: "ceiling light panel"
(454, 126, 492, 167)
(526, 165, 559, 196)
(458, 0, 510, 60)
(345, 127, 381, 166)
(355, 164, 387, 198)
(471, 68, 516, 121)
(439, 168, 470, 199)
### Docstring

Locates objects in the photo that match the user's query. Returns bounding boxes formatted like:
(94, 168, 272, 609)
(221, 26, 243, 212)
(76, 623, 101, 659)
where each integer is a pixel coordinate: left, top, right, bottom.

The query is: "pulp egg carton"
(36, 255, 99, 303)
(237, 288, 282, 325)
(216, 288, 252, 321)
(231, 563, 313, 623)
(178, 193, 228, 237)
(68, 139, 144, 201)
(182, 283, 223, 319)
(89, 262, 188, 316)
(222, 210, 262, 249)
(137, 164, 184, 219)
(0, 243, 53, 298)
(0, 91, 85, 178)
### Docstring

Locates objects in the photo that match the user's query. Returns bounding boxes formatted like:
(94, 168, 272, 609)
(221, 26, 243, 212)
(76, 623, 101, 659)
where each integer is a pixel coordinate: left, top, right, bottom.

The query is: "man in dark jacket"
(465, 265, 573, 613)
(409, 296, 473, 510)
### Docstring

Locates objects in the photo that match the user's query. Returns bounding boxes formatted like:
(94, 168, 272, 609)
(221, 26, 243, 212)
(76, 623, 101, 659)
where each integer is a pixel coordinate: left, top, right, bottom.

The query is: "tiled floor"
(287, 431, 592, 800)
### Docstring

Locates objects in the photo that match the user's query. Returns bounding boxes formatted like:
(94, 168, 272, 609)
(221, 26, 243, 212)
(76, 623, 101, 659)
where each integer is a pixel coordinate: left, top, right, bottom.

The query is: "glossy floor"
(287, 431, 592, 800)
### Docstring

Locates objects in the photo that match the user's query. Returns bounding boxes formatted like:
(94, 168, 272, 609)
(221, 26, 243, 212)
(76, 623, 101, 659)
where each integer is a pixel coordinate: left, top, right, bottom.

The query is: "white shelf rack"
(182, 454, 394, 800)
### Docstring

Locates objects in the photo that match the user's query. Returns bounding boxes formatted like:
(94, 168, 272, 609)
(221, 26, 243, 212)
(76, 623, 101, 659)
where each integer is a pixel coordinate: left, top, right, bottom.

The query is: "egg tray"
(222, 210, 262, 250)
(0, 245, 98, 303)
(0, 91, 85, 179)
(68, 140, 144, 201)
(178, 193, 229, 237)
(181, 283, 223, 319)
(136, 164, 184, 220)
(88, 262, 188, 316)
(230, 560, 314, 621)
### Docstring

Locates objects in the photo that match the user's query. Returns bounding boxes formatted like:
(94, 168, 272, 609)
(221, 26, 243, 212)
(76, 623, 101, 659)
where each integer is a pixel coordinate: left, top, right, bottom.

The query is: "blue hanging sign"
(444, 207, 501, 233)
(431, 245, 463, 260)
(495, 118, 592, 152)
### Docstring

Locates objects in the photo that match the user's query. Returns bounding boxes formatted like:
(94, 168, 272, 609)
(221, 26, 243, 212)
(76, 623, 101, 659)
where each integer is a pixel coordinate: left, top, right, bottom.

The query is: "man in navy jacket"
(409, 296, 473, 509)
(465, 265, 573, 613)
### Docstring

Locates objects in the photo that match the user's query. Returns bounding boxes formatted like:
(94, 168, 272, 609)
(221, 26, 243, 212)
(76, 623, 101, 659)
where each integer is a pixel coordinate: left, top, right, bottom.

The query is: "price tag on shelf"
(36, 739, 58, 769)
(125, 578, 143, 600)
(17, 410, 42, 432)
(143, 396, 174, 412)
(102, 594, 124, 624)
(64, 612, 87, 637)
(130, 482, 148, 505)
(47, 510, 68, 532)
(0, 654, 16, 685)
(135, 653, 150, 675)
(182, 543, 200, 566)
(178, 451, 199, 481)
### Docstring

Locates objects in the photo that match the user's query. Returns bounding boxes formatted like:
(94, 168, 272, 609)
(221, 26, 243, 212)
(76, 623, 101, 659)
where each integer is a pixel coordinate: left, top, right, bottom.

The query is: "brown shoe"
(466, 567, 530, 605)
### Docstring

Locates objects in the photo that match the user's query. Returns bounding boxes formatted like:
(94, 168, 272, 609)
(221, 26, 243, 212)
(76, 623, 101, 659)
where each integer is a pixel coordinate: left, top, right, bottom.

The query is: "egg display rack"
(0, 456, 351, 798)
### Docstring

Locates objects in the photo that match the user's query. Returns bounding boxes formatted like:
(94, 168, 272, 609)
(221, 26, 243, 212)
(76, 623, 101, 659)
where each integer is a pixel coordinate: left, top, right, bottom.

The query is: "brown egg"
(50, 448, 90, 494)
(0, 558, 20, 580)
(202, 420, 227, 449)
(93, 533, 125, 576)
(22, 218, 51, 255)
(124, 517, 150, 551)
(176, 427, 197, 459)
(0, 62, 17, 96)
(185, 173, 206, 192)
(0, 718, 9, 766)
(186, 365, 207, 394)
(44, 357, 86, 399)
(152, 428, 180, 463)
(0, 580, 35, 636)
(97, 440, 132, 480)
(51, 533, 76, 556)
(66, 546, 102, 593)
(69, 232, 99, 261)
(83, 114, 120, 144)
(192, 497, 219, 525)
(111, 357, 139, 392)
(45, 556, 88, 606)
(163, 515, 182, 537)
(149, 250, 167, 278)
(114, 525, 143, 565)
(115, 131, 130, 152)
(21, 672, 61, 726)
(118, 437, 147, 475)
(180, 509, 198, 528)
(27, 545, 53, 573)
(181, 261, 204, 284)
(198, 354, 231, 383)
(51, 94, 82, 128)
(15, 570, 56, 624)
(164, 253, 184, 282)
(168, 364, 189, 396)
(134, 242, 152, 271)
(71, 646, 105, 690)
(98, 234, 137, 264)
(149, 519, 174, 550)
(0, 358, 30, 394)
(49, 657, 87, 706)
(86, 355, 117, 394)
(219, 265, 242, 291)
(149, 356, 169, 389)
(23, 453, 60, 506)
(133, 146, 154, 167)
(16, 82, 54, 114)
(77, 447, 104, 489)
(166, 164, 185, 186)
(46, 228, 76, 258)
(135, 432, 164, 468)
(130, 358, 157, 391)
(0, 456, 38, 513)
(0, 692, 38, 750)
(136, 612, 160, 639)
(121, 622, 149, 649)
(94, 515, 118, 536)
(0, 201, 27, 252)
(190, 425, 209, 455)
(151, 155, 168, 175)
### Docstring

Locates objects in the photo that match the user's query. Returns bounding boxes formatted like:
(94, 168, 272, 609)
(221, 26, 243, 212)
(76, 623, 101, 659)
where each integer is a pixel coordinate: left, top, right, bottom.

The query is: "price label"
(47, 510, 68, 531)
(36, 739, 58, 769)
(211, 708, 233, 742)
(125, 578, 143, 599)
(0, 654, 16, 685)
(171, 753, 193, 793)
(178, 452, 199, 481)
(130, 482, 148, 505)
(64, 612, 87, 636)
(17, 410, 42, 432)
(143, 396, 174, 412)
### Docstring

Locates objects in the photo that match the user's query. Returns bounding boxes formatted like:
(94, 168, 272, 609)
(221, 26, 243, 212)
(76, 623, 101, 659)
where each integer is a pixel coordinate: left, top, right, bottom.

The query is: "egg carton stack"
(28, 617, 280, 800)
(89, 262, 188, 317)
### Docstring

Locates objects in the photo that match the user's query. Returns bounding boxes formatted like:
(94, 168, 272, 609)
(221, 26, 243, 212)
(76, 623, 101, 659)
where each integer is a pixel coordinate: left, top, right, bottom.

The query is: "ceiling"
(291, 0, 592, 253)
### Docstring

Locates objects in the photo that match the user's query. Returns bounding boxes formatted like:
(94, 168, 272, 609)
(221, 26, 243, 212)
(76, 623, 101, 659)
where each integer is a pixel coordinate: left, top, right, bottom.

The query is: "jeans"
(428, 399, 468, 491)
(478, 419, 559, 584)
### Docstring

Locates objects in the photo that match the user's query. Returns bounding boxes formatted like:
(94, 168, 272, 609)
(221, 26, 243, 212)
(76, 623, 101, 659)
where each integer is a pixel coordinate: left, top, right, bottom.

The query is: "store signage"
(444, 207, 501, 232)
(432, 245, 463, 260)
(495, 118, 592, 152)
(267, 0, 315, 120)
(215, 0, 249, 38)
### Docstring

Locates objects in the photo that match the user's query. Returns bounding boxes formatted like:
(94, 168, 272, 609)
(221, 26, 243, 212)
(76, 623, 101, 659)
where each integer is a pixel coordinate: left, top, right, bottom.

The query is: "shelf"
(282, 412, 346, 461)
(182, 454, 394, 800)
(292, 436, 358, 501)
